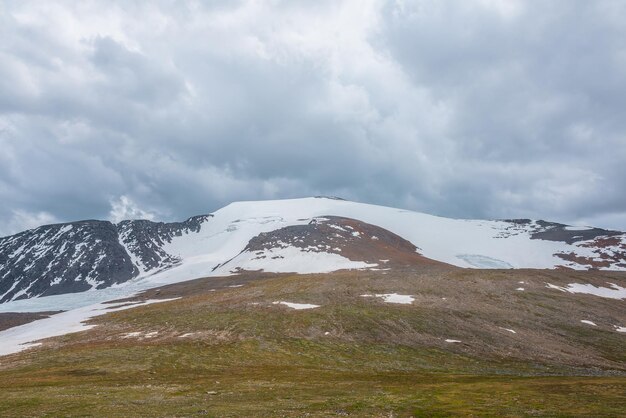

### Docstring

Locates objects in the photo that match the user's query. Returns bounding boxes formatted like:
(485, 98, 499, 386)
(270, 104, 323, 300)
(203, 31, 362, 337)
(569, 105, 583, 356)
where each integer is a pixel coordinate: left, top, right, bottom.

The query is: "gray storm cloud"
(0, 0, 625, 236)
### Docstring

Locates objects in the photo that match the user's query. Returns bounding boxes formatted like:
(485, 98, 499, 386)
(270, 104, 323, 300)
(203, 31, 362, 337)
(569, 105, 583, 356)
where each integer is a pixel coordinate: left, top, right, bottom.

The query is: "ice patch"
(546, 282, 626, 300)
(272, 301, 320, 310)
(456, 254, 513, 269)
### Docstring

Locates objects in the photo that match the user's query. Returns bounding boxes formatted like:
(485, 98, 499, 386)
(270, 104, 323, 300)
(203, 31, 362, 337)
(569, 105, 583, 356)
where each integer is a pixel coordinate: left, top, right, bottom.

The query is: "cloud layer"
(1, 0, 625, 235)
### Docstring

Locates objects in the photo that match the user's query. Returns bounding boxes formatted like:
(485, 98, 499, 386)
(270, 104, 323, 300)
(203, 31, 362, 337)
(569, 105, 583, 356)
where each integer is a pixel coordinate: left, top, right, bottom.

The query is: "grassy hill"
(0, 268, 625, 416)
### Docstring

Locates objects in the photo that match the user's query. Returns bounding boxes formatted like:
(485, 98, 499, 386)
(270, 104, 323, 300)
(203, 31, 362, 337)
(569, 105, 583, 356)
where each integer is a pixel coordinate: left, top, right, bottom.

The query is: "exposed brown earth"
(0, 311, 61, 332)
(556, 234, 626, 269)
(107, 271, 287, 304)
(581, 236, 623, 248)
(555, 252, 613, 269)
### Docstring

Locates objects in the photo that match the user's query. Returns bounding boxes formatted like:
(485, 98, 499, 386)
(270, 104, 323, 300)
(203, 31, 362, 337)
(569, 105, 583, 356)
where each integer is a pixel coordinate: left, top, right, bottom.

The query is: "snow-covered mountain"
(1, 197, 625, 303)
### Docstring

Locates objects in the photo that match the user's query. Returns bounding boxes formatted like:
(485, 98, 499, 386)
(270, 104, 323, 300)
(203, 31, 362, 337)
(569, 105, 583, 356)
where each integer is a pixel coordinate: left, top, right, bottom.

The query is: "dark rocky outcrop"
(0, 215, 213, 303)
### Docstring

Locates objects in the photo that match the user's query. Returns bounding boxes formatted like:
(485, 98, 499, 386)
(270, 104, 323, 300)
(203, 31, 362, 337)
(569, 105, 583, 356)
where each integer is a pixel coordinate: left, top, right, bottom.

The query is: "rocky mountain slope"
(1, 197, 625, 304)
(0, 216, 211, 303)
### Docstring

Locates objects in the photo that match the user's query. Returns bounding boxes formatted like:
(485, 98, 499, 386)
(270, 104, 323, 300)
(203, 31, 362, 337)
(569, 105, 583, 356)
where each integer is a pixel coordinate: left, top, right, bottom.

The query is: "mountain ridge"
(1, 197, 625, 304)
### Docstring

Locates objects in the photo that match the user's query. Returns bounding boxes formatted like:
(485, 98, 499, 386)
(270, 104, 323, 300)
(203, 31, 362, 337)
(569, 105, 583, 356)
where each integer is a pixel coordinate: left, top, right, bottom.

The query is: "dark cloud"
(1, 0, 625, 236)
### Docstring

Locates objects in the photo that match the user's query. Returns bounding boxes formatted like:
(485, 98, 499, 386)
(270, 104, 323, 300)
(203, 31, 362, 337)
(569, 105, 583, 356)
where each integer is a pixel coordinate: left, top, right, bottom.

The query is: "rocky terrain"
(0, 215, 212, 302)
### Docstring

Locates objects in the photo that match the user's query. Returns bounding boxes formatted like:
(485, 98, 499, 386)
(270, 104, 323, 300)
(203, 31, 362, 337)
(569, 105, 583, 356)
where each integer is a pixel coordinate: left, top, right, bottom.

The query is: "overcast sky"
(1, 0, 625, 236)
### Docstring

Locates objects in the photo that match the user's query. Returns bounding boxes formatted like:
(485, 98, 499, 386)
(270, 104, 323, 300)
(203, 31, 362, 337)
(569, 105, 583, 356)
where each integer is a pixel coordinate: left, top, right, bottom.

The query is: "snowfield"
(142, 197, 624, 280)
(222, 246, 377, 274)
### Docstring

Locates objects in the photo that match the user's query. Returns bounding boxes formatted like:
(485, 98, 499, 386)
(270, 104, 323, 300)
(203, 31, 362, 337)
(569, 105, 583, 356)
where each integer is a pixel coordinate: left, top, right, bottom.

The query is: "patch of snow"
(361, 293, 414, 304)
(220, 246, 377, 275)
(564, 226, 593, 231)
(546, 282, 626, 300)
(179, 332, 196, 338)
(516, 287, 525, 291)
(445, 339, 461, 343)
(499, 327, 517, 334)
(272, 301, 320, 310)
(614, 326, 626, 333)
(328, 224, 347, 232)
(580, 320, 597, 326)
(121, 332, 143, 338)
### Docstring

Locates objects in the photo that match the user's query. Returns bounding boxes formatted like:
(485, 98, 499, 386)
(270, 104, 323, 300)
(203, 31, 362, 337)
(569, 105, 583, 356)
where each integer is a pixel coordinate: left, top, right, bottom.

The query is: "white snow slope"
(158, 197, 623, 274)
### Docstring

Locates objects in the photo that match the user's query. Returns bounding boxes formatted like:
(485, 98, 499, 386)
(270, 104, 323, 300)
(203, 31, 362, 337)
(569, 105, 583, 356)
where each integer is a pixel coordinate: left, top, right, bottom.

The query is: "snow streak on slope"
(116, 215, 212, 274)
(546, 282, 626, 300)
(0, 298, 177, 356)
